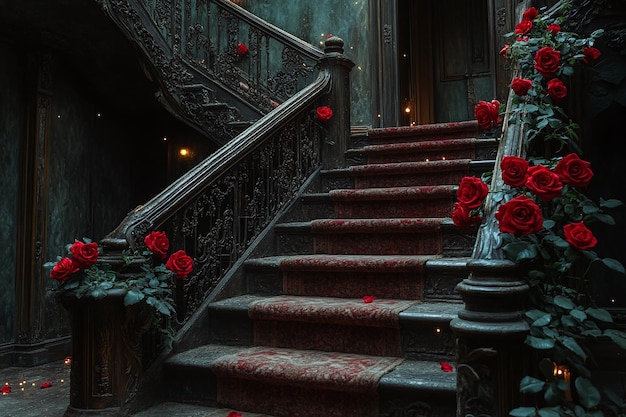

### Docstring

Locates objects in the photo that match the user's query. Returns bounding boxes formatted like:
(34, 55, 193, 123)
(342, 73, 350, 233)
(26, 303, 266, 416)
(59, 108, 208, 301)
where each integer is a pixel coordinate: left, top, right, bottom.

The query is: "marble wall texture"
(242, 0, 372, 126)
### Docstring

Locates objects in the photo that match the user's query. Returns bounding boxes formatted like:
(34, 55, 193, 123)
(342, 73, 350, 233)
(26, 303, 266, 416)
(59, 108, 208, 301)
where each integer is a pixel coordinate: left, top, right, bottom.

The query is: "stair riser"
(352, 169, 475, 189)
(333, 198, 453, 219)
(217, 378, 379, 417)
(276, 228, 475, 257)
(254, 321, 403, 357)
(366, 147, 483, 164)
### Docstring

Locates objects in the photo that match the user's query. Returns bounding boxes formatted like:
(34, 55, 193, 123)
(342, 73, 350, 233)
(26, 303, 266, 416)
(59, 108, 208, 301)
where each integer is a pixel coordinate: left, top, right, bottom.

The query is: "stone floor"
(0, 359, 71, 417)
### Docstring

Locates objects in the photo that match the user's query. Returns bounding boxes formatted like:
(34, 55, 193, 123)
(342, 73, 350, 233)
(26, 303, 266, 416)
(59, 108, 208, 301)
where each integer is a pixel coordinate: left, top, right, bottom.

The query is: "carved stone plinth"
(450, 259, 530, 417)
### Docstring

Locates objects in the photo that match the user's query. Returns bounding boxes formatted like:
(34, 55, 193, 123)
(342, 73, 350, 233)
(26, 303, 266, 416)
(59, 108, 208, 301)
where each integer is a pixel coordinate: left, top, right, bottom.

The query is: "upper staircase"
(131, 121, 499, 417)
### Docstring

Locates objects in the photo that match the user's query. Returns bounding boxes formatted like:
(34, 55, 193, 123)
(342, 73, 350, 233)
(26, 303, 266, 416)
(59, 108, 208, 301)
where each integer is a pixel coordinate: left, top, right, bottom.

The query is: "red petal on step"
(226, 412, 242, 417)
(362, 295, 374, 303)
(40, 381, 53, 389)
(440, 362, 453, 372)
(1, 385, 11, 394)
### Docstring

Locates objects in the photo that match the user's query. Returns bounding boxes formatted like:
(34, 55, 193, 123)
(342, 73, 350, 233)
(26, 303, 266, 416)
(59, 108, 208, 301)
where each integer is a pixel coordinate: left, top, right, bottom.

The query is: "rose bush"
(46, 231, 194, 328)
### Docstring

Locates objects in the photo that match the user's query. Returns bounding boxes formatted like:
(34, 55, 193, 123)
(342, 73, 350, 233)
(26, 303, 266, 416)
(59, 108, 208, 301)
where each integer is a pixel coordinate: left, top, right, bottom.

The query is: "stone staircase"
(138, 120, 498, 417)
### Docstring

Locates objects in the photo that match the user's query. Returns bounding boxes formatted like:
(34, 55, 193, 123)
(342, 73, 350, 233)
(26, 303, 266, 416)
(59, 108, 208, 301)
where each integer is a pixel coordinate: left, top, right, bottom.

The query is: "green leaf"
(526, 335, 555, 349)
(604, 329, 626, 350)
(90, 288, 108, 299)
(575, 377, 601, 409)
(532, 314, 553, 327)
(124, 290, 144, 306)
(569, 309, 587, 323)
(586, 307, 614, 323)
(593, 213, 616, 225)
(602, 258, 625, 274)
(560, 336, 587, 361)
(510, 407, 538, 417)
(554, 295, 575, 310)
(538, 406, 562, 417)
(520, 376, 546, 394)
(600, 198, 623, 209)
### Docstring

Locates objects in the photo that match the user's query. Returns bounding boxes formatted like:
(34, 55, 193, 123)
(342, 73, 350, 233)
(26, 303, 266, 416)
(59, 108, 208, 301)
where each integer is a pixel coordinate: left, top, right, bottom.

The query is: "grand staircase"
(132, 121, 499, 417)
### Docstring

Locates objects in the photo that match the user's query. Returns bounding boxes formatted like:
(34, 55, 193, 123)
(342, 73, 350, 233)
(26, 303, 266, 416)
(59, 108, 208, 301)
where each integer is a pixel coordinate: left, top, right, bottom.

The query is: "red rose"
(144, 231, 170, 259)
(50, 257, 80, 283)
(440, 362, 454, 373)
(564, 221, 597, 250)
(547, 78, 567, 101)
(456, 176, 488, 209)
(1, 385, 11, 394)
(501, 155, 529, 188)
(554, 153, 593, 187)
(515, 19, 533, 35)
(517, 36, 530, 43)
(236, 43, 248, 56)
(500, 44, 510, 58)
(362, 295, 374, 303)
(69, 241, 99, 268)
(452, 202, 482, 229)
(534, 46, 561, 77)
(510, 77, 533, 96)
(547, 24, 561, 33)
(583, 47, 601, 64)
(165, 250, 194, 279)
(315, 105, 333, 122)
(522, 7, 538, 20)
(525, 165, 563, 201)
(495, 195, 543, 236)
(474, 100, 500, 130)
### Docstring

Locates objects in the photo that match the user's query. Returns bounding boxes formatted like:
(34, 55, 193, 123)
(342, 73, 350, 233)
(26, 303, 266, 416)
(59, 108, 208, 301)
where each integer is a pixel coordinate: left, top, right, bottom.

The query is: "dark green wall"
(0, 43, 21, 345)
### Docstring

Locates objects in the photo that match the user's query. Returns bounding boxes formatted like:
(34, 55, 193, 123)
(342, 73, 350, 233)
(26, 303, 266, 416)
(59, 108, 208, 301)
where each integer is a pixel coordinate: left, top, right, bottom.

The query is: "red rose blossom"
(69, 240, 99, 268)
(534, 46, 561, 77)
(456, 176, 488, 209)
(166, 250, 194, 278)
(474, 100, 500, 131)
(522, 7, 538, 20)
(236, 43, 248, 56)
(144, 231, 170, 259)
(315, 105, 333, 122)
(501, 155, 529, 188)
(547, 24, 561, 33)
(362, 295, 374, 303)
(554, 153, 593, 187)
(1, 385, 11, 394)
(50, 257, 80, 283)
(510, 77, 533, 96)
(526, 165, 563, 201)
(452, 202, 482, 229)
(515, 19, 533, 35)
(495, 195, 543, 236)
(547, 78, 567, 101)
(583, 47, 601, 64)
(564, 221, 597, 250)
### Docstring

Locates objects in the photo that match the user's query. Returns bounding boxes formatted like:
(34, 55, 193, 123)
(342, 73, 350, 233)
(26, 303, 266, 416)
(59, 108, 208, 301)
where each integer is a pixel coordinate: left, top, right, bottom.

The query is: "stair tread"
(357, 137, 496, 155)
(212, 294, 462, 324)
(245, 254, 470, 270)
(367, 120, 480, 139)
(166, 344, 456, 393)
(329, 184, 456, 201)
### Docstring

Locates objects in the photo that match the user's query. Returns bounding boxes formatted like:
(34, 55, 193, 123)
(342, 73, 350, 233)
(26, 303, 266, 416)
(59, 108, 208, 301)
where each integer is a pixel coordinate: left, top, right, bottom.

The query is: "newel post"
(318, 35, 355, 170)
(450, 259, 530, 417)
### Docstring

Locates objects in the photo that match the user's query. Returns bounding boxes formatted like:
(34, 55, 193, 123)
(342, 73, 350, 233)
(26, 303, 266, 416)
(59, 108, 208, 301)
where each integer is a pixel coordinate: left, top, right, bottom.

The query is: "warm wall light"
(179, 148, 190, 157)
(553, 363, 572, 401)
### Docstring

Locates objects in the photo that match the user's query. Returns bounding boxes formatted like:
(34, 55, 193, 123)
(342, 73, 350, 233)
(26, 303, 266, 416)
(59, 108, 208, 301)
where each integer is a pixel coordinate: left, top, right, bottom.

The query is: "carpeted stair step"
(249, 295, 417, 356)
(365, 120, 482, 145)
(207, 295, 461, 359)
(163, 344, 456, 417)
(329, 185, 456, 218)
(274, 219, 474, 257)
(346, 137, 498, 165)
(243, 255, 471, 300)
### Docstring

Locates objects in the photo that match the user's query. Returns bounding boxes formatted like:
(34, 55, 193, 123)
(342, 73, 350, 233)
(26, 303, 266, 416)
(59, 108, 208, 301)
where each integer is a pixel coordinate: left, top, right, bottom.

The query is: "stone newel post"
(451, 259, 530, 417)
(318, 36, 355, 170)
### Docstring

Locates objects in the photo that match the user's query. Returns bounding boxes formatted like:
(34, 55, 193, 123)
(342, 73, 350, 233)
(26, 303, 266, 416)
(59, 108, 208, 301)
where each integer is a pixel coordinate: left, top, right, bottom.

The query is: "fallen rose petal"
(440, 362, 453, 372)
(40, 381, 53, 389)
(1, 385, 11, 394)
(226, 412, 243, 417)
(362, 295, 374, 303)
